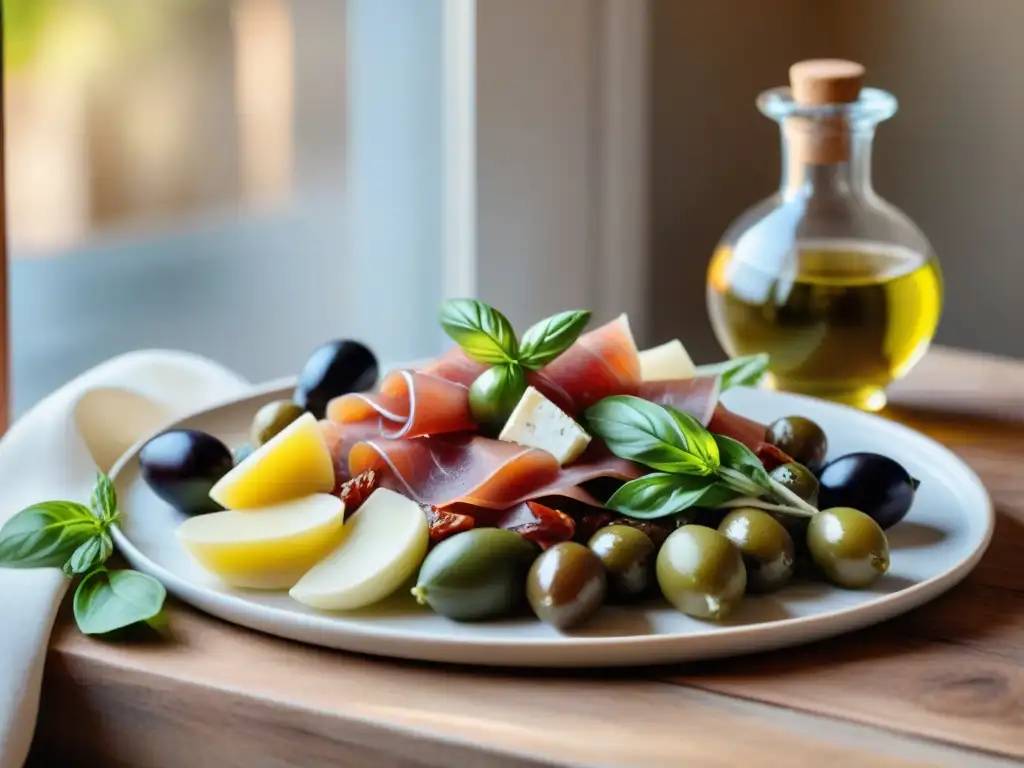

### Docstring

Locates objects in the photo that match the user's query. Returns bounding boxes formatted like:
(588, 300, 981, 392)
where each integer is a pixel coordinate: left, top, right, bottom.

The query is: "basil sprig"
(0, 472, 167, 636)
(439, 299, 591, 430)
(694, 353, 769, 391)
(585, 395, 818, 519)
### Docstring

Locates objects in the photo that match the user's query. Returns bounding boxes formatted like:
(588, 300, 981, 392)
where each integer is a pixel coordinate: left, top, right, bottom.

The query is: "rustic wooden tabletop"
(28, 347, 1024, 767)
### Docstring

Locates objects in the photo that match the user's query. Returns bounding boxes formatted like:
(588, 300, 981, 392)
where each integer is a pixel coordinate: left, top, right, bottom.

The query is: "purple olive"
(817, 452, 918, 530)
(139, 429, 233, 515)
(294, 339, 378, 419)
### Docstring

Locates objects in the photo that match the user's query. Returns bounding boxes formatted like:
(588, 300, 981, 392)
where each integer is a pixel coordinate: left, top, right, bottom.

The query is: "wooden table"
(28, 347, 1024, 767)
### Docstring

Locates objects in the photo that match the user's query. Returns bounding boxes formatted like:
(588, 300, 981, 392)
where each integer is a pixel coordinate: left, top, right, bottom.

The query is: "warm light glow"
(232, 0, 296, 206)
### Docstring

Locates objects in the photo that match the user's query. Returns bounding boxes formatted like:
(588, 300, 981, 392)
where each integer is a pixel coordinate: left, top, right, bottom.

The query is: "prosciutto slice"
(540, 314, 642, 410)
(347, 435, 642, 512)
(637, 376, 721, 426)
(326, 370, 475, 439)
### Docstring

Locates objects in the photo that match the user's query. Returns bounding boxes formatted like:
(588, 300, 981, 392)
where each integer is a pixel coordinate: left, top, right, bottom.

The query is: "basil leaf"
(694, 353, 769, 390)
(439, 298, 518, 364)
(665, 406, 720, 471)
(74, 568, 166, 635)
(517, 310, 591, 370)
(63, 532, 114, 577)
(585, 395, 716, 476)
(90, 472, 119, 523)
(605, 474, 719, 519)
(713, 434, 771, 488)
(0, 502, 100, 569)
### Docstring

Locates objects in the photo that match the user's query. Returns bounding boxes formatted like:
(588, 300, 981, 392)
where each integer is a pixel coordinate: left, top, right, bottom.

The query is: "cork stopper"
(789, 59, 865, 106)
(785, 59, 866, 165)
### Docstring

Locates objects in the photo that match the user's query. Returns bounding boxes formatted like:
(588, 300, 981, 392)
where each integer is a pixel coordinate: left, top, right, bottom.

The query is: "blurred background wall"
(650, 0, 1024, 362)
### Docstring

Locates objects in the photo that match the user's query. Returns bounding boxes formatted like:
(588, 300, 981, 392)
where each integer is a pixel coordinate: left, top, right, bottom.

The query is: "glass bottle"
(706, 59, 942, 412)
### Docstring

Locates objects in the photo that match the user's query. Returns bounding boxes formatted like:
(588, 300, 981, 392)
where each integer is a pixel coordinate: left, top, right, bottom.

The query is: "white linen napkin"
(0, 350, 250, 768)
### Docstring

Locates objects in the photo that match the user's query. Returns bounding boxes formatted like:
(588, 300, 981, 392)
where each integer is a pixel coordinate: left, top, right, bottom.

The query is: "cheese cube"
(638, 339, 696, 381)
(498, 387, 591, 466)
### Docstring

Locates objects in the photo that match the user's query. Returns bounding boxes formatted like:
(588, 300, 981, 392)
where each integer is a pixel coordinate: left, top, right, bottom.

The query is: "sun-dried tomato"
(503, 501, 575, 550)
(424, 506, 475, 544)
(338, 470, 380, 517)
(756, 442, 794, 472)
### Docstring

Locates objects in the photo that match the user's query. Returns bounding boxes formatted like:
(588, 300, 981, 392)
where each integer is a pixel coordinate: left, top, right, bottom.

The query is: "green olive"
(527, 542, 607, 629)
(718, 508, 795, 593)
(468, 365, 528, 434)
(769, 462, 820, 506)
(806, 507, 889, 588)
(413, 528, 538, 621)
(765, 416, 828, 472)
(587, 526, 656, 602)
(656, 525, 747, 620)
(250, 400, 305, 447)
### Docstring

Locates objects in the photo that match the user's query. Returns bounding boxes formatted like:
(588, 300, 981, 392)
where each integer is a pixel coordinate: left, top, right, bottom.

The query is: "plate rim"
(108, 384, 996, 666)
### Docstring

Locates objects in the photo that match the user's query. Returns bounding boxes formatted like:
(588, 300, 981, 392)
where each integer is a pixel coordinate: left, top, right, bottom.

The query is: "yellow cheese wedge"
(209, 411, 335, 509)
(176, 494, 346, 589)
(638, 339, 696, 381)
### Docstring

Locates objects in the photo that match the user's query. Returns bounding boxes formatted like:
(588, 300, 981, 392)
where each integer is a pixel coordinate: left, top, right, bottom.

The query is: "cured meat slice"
(347, 435, 642, 511)
(637, 376, 721, 426)
(326, 370, 475, 439)
(540, 314, 642, 410)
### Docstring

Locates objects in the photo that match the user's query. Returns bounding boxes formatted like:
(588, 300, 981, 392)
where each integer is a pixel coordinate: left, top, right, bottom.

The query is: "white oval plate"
(109, 384, 994, 668)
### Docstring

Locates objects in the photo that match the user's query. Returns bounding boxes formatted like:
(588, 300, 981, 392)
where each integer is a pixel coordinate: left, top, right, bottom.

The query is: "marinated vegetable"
(765, 416, 828, 472)
(251, 400, 305, 448)
(412, 528, 538, 621)
(807, 507, 890, 588)
(294, 339, 378, 419)
(656, 525, 747, 620)
(527, 542, 607, 629)
(587, 525, 655, 601)
(140, 429, 233, 515)
(718, 508, 795, 593)
(769, 462, 820, 506)
(818, 452, 917, 530)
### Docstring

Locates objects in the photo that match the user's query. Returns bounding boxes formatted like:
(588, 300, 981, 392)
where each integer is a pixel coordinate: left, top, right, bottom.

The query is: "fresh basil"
(518, 310, 591, 370)
(63, 532, 114, 577)
(694, 353, 769, 390)
(587, 394, 819, 518)
(713, 434, 771, 488)
(605, 474, 737, 519)
(0, 502, 100, 569)
(73, 567, 166, 636)
(90, 471, 119, 523)
(585, 395, 719, 476)
(439, 298, 519, 364)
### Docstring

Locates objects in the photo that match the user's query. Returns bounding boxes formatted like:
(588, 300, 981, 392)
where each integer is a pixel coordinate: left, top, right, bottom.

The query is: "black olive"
(294, 340, 378, 419)
(817, 452, 917, 530)
(139, 429, 233, 515)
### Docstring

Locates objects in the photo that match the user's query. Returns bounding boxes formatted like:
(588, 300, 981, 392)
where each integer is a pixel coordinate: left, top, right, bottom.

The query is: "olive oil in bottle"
(705, 59, 943, 410)
(708, 241, 942, 411)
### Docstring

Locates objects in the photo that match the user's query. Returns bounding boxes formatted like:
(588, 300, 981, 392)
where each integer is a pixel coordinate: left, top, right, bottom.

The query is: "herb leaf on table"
(0, 473, 168, 637)
(694, 353, 769, 390)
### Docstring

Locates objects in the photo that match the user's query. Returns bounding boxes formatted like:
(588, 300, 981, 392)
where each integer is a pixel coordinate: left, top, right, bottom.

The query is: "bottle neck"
(780, 121, 875, 200)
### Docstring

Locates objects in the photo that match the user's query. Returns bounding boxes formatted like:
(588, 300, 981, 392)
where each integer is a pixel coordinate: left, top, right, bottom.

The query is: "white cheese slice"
(498, 386, 592, 466)
(638, 339, 696, 381)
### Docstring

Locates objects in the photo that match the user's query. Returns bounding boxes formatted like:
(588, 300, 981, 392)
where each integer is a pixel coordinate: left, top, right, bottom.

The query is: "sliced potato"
(177, 493, 345, 589)
(290, 488, 429, 611)
(209, 411, 335, 509)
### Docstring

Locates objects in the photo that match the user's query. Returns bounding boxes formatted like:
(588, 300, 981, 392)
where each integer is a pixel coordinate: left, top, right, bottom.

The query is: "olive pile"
(139, 340, 377, 515)
(412, 414, 917, 629)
